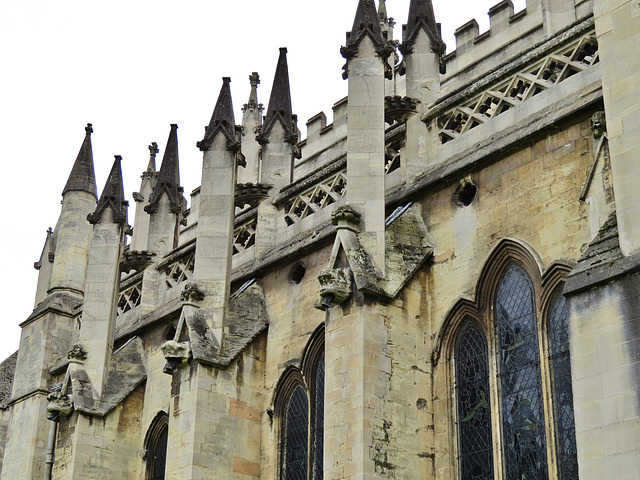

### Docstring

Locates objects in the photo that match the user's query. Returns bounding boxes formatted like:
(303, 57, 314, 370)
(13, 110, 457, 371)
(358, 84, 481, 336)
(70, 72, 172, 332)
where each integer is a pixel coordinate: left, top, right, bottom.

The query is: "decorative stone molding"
(46, 389, 73, 420)
(180, 283, 205, 303)
(67, 344, 87, 362)
(283, 171, 347, 226)
(436, 29, 599, 144)
(331, 204, 361, 227)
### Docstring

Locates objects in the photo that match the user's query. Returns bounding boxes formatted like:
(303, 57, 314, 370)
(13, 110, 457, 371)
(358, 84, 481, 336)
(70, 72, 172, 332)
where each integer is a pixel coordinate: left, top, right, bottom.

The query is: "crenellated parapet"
(443, 0, 590, 90)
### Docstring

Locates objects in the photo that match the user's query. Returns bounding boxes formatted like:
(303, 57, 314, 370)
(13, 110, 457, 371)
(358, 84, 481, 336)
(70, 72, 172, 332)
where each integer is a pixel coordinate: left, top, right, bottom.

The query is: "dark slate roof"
(197, 78, 239, 152)
(87, 155, 128, 225)
(146, 124, 183, 215)
(0, 351, 18, 409)
(261, 48, 297, 142)
(401, 0, 446, 54)
(62, 123, 98, 199)
(565, 212, 640, 295)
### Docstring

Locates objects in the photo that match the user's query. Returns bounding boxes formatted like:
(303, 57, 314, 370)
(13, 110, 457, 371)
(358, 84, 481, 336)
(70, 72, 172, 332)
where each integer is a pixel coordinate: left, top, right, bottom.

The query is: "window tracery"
(145, 412, 169, 480)
(277, 327, 325, 480)
(443, 242, 578, 480)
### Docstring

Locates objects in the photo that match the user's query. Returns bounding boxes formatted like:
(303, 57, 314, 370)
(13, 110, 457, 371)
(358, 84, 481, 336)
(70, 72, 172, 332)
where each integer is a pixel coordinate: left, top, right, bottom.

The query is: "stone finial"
(198, 78, 240, 152)
(341, 0, 394, 79)
(332, 204, 362, 227)
(258, 48, 298, 145)
(146, 124, 184, 214)
(62, 123, 98, 199)
(87, 155, 128, 225)
(399, 0, 446, 71)
(181, 283, 205, 303)
(67, 344, 88, 361)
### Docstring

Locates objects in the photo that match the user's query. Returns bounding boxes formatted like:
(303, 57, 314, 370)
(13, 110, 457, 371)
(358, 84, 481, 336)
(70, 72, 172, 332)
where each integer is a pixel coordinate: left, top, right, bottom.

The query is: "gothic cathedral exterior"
(1, 0, 639, 479)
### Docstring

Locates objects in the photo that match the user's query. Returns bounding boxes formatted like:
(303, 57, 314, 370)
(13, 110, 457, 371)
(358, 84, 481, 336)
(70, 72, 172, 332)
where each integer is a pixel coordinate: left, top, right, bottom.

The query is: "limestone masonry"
(1, 0, 639, 479)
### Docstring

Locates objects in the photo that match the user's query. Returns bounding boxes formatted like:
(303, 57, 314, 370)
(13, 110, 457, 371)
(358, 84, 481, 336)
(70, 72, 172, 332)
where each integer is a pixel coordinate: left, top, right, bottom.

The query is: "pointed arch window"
(455, 320, 494, 480)
(279, 332, 325, 480)
(145, 412, 169, 480)
(496, 265, 547, 480)
(548, 287, 579, 480)
(448, 255, 579, 480)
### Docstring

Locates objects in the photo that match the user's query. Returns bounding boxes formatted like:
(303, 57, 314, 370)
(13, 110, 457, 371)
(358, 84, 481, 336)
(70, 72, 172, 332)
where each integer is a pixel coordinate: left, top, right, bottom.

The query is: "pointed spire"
(259, 48, 297, 144)
(379, 0, 392, 37)
(345, 0, 385, 49)
(400, 0, 446, 55)
(62, 123, 98, 199)
(243, 72, 262, 112)
(197, 78, 239, 152)
(146, 124, 184, 214)
(88, 155, 128, 224)
(378, 0, 388, 20)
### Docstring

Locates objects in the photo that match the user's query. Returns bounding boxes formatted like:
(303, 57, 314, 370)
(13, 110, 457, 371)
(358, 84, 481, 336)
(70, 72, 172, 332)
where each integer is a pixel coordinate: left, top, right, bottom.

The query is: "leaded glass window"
(496, 265, 548, 480)
(313, 356, 325, 480)
(283, 385, 309, 480)
(549, 289, 579, 480)
(146, 413, 168, 480)
(456, 321, 494, 480)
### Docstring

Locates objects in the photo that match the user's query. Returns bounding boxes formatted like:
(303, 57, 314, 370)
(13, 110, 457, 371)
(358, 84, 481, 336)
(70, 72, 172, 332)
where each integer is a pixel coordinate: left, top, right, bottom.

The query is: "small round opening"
(289, 262, 306, 285)
(454, 181, 477, 207)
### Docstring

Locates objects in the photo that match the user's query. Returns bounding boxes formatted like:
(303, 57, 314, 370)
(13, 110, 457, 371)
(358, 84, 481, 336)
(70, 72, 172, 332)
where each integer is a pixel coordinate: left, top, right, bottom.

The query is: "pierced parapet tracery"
(164, 251, 195, 289)
(233, 215, 257, 254)
(284, 171, 347, 226)
(117, 280, 142, 315)
(438, 31, 598, 143)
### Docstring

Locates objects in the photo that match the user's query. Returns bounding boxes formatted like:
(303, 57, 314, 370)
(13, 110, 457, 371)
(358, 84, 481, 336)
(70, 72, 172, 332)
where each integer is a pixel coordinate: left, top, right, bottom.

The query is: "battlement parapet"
(444, 0, 594, 95)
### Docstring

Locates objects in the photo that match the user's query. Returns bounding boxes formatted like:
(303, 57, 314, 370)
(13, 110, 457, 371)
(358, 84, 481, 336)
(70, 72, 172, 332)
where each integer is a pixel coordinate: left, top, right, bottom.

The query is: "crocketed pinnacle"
(345, 0, 386, 49)
(88, 155, 128, 225)
(62, 123, 98, 199)
(197, 77, 239, 152)
(146, 124, 183, 214)
(401, 0, 446, 55)
(378, 0, 388, 23)
(260, 48, 297, 143)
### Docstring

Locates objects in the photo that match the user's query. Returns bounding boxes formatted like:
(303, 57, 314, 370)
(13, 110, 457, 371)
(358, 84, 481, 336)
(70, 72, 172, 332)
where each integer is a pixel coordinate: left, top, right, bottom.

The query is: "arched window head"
(548, 287, 578, 480)
(496, 264, 548, 480)
(455, 320, 493, 480)
(278, 325, 325, 480)
(145, 412, 169, 480)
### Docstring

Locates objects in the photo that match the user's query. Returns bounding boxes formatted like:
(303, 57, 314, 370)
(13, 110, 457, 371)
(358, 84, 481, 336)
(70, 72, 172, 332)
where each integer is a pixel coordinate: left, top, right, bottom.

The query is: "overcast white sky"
(0, 0, 526, 362)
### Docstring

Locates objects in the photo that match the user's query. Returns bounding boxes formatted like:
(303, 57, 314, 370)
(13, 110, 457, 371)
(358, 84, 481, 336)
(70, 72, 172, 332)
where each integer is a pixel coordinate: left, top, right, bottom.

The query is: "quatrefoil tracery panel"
(164, 253, 195, 289)
(438, 32, 599, 144)
(117, 281, 142, 316)
(284, 171, 347, 226)
(233, 216, 257, 254)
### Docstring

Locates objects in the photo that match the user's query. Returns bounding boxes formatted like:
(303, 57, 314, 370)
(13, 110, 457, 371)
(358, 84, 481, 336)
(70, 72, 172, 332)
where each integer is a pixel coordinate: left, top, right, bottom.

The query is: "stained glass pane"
(283, 385, 309, 480)
(549, 290, 579, 480)
(456, 322, 494, 480)
(496, 265, 548, 480)
(313, 356, 325, 480)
